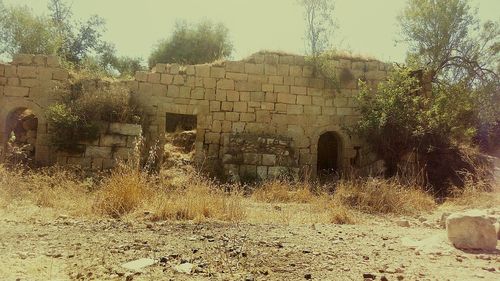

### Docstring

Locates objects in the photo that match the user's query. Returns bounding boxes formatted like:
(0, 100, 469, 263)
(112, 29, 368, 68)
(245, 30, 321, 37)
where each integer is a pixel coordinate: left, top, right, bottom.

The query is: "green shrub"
(46, 81, 141, 152)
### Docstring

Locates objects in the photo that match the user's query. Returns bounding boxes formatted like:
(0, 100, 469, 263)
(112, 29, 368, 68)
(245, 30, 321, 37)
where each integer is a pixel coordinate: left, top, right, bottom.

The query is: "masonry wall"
(127, 52, 388, 178)
(0, 53, 387, 177)
(55, 122, 141, 169)
(0, 54, 68, 165)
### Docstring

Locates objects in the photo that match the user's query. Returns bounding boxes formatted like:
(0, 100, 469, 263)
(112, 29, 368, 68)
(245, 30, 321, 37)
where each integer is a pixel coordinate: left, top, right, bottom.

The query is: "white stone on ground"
(446, 209, 497, 251)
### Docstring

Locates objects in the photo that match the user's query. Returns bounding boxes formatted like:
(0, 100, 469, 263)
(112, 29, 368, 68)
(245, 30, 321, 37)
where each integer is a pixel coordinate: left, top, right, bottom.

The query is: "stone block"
(290, 65, 302, 76)
(170, 64, 180, 74)
(257, 166, 268, 179)
(233, 101, 247, 112)
(135, 71, 148, 82)
(245, 63, 264, 74)
(240, 113, 255, 122)
(240, 165, 257, 177)
(277, 93, 296, 104)
(217, 79, 235, 90)
(195, 65, 210, 77)
(232, 122, 245, 133)
(17, 66, 37, 78)
(226, 112, 240, 121)
(186, 65, 195, 75)
(210, 101, 221, 111)
(226, 72, 247, 81)
(235, 81, 261, 91)
(205, 132, 220, 144)
(240, 91, 250, 101)
(290, 86, 306, 95)
(204, 77, 216, 88)
(248, 74, 268, 83)
(264, 64, 277, 75)
(4, 65, 16, 77)
(114, 147, 133, 159)
(52, 69, 68, 80)
(262, 154, 276, 166)
(277, 64, 289, 76)
(191, 87, 204, 99)
(46, 56, 60, 67)
(303, 65, 314, 77)
(167, 85, 179, 97)
(446, 210, 497, 251)
(12, 54, 34, 65)
(297, 95, 312, 105)
(4, 86, 29, 97)
(304, 105, 321, 115)
(148, 73, 161, 83)
(226, 61, 245, 73)
(250, 91, 265, 102)
(274, 85, 289, 93)
(109, 123, 142, 135)
(262, 84, 274, 92)
(173, 75, 185, 85)
(337, 107, 353, 115)
(211, 67, 225, 78)
(100, 134, 127, 147)
(152, 83, 167, 96)
(139, 82, 152, 96)
(287, 104, 303, 115)
(161, 74, 173, 84)
(264, 54, 279, 64)
(295, 77, 310, 87)
(265, 92, 277, 102)
(243, 153, 261, 165)
(86, 146, 112, 158)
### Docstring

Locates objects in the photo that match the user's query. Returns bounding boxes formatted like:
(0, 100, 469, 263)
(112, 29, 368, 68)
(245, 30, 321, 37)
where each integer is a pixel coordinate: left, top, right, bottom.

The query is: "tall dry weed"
(332, 178, 436, 215)
(252, 179, 316, 203)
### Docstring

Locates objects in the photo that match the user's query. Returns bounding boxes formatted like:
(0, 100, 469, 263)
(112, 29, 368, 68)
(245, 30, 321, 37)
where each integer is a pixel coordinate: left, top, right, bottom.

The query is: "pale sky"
(4, 0, 500, 63)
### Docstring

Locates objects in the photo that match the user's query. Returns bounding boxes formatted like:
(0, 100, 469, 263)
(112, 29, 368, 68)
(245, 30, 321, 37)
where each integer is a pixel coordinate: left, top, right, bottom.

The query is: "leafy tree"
(398, 0, 499, 148)
(148, 20, 233, 67)
(299, 0, 336, 56)
(398, 0, 499, 86)
(0, 3, 60, 55)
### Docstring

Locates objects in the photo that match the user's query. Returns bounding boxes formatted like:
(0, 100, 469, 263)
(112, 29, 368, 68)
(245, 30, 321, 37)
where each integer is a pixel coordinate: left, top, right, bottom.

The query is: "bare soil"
(1, 199, 499, 281)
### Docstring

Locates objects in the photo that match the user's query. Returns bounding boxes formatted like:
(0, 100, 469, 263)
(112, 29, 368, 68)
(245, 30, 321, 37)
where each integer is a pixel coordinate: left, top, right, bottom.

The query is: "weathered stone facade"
(0, 52, 388, 178)
(56, 122, 141, 170)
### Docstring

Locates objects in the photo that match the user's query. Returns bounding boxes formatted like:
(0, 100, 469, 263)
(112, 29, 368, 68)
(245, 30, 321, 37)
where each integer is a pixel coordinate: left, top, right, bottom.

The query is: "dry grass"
(332, 178, 436, 215)
(252, 179, 316, 203)
(149, 179, 244, 222)
(93, 167, 150, 218)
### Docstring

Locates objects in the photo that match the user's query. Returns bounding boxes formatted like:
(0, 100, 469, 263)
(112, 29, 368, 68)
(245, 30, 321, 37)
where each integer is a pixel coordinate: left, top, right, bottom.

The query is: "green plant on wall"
(46, 81, 141, 152)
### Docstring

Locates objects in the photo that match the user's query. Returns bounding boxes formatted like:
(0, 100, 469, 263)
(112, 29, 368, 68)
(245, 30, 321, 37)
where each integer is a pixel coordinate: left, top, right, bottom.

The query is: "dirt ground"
(0, 151, 499, 281)
(0, 198, 499, 281)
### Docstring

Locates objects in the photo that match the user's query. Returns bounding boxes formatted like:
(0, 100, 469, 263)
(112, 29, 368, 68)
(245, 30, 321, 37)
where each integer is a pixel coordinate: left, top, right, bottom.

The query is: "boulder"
(446, 210, 497, 250)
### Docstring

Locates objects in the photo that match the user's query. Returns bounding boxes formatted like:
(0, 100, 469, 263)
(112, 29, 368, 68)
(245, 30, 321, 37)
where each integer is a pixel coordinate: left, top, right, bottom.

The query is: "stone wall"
(0, 52, 389, 177)
(127, 52, 389, 178)
(0, 54, 68, 165)
(56, 123, 142, 169)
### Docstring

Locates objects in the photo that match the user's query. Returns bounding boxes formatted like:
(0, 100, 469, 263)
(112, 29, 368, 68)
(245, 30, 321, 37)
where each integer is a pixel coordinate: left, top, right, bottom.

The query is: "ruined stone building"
(0, 52, 389, 179)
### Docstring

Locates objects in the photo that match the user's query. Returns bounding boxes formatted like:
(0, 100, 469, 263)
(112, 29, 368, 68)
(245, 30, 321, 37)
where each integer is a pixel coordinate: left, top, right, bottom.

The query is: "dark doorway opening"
(4, 108, 38, 165)
(165, 113, 197, 133)
(317, 131, 341, 179)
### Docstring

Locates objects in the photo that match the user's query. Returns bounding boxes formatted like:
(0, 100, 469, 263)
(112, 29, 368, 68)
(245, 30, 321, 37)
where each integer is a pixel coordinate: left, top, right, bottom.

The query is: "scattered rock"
(174, 263, 195, 274)
(396, 220, 410, 227)
(244, 274, 255, 281)
(304, 273, 312, 279)
(363, 273, 376, 279)
(121, 258, 156, 272)
(446, 210, 498, 250)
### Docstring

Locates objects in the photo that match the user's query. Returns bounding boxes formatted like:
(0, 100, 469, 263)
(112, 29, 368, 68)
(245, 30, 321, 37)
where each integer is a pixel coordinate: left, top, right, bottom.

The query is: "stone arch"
(0, 100, 48, 164)
(310, 125, 354, 178)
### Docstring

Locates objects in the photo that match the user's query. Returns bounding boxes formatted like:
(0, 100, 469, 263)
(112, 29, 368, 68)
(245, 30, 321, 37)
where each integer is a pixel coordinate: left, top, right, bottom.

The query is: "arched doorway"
(3, 108, 39, 165)
(317, 131, 342, 179)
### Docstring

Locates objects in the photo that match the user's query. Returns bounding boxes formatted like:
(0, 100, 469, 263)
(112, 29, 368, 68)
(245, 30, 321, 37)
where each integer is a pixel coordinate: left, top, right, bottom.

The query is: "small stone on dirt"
(121, 258, 156, 272)
(174, 263, 195, 274)
(396, 220, 410, 227)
